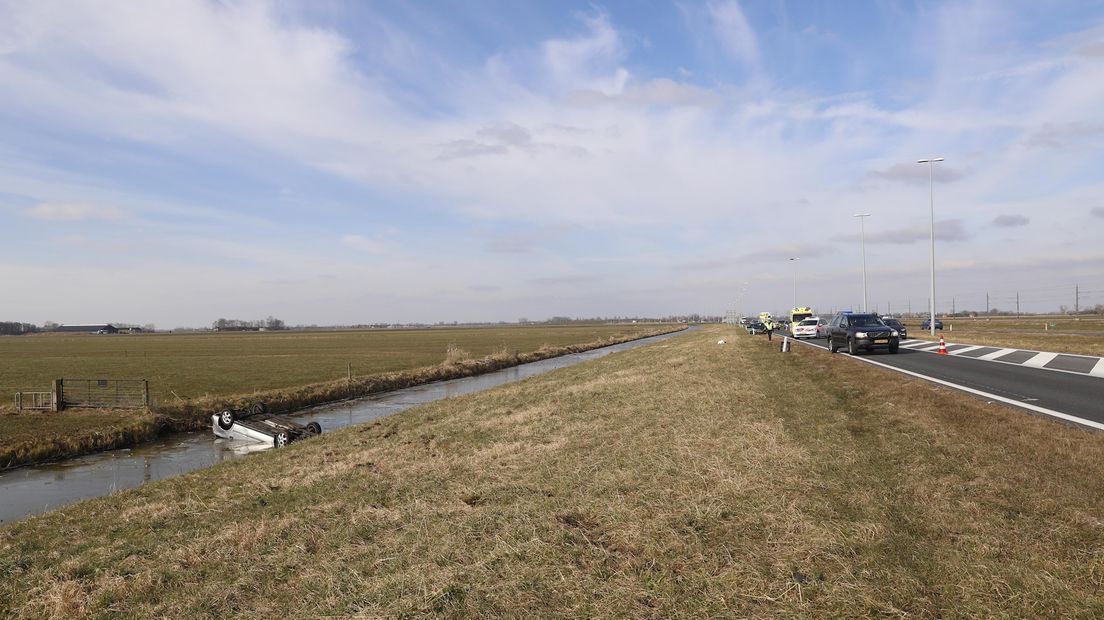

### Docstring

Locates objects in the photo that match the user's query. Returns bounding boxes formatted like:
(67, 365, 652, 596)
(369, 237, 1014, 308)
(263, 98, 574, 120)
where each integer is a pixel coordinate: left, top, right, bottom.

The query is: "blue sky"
(2, 0, 1104, 327)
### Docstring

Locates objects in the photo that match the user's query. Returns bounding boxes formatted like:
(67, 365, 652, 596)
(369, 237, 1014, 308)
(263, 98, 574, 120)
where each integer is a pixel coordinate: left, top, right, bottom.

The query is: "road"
(792, 336, 1104, 428)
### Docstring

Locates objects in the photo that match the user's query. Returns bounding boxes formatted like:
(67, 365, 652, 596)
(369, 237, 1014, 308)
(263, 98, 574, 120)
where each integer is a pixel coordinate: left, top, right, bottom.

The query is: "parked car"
(791, 317, 820, 339)
(826, 312, 900, 354)
(745, 321, 767, 335)
(921, 318, 944, 330)
(881, 317, 908, 340)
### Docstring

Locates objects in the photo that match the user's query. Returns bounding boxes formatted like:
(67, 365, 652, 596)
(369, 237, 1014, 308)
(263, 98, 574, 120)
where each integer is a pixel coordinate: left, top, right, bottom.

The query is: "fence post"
(14, 392, 21, 411)
(52, 379, 63, 411)
(143, 380, 150, 407)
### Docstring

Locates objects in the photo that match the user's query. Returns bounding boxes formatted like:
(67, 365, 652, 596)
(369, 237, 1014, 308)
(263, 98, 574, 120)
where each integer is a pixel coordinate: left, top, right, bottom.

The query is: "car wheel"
(251, 402, 267, 416)
(305, 422, 322, 436)
(847, 338, 857, 355)
(217, 409, 235, 430)
(889, 344, 899, 354)
(273, 432, 289, 448)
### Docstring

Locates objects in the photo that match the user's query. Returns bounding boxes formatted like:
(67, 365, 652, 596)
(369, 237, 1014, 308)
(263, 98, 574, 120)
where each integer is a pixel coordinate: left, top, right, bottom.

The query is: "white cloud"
(23, 202, 124, 221)
(340, 234, 388, 254)
(707, 0, 759, 68)
(2, 2, 1103, 323)
(540, 11, 627, 94)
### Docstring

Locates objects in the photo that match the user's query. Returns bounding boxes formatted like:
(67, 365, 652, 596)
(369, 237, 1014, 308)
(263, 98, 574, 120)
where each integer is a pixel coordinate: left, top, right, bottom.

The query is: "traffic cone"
(938, 336, 947, 355)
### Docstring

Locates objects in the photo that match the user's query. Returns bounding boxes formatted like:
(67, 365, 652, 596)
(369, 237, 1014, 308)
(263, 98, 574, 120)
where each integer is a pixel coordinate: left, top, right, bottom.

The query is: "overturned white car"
(212, 402, 322, 447)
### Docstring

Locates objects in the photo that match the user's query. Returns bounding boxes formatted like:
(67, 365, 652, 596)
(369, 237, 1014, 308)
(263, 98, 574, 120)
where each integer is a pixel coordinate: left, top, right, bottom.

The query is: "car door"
(828, 315, 843, 346)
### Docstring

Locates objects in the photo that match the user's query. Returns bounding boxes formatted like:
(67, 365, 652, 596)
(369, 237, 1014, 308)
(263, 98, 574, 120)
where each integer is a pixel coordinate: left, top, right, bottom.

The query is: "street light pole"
(788, 257, 799, 308)
(853, 213, 871, 313)
(918, 157, 944, 336)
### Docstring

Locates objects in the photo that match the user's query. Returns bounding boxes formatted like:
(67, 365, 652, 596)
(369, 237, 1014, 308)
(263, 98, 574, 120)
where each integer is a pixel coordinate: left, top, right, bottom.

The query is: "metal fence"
(13, 391, 54, 410)
(60, 378, 149, 409)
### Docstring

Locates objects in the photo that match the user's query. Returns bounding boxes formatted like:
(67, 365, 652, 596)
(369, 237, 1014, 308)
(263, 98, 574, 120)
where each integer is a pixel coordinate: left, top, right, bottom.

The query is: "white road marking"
(1022, 352, 1059, 369)
(949, 345, 984, 355)
(978, 348, 1019, 361)
(904, 341, 941, 349)
(1091, 358, 1104, 378)
(791, 339, 1104, 431)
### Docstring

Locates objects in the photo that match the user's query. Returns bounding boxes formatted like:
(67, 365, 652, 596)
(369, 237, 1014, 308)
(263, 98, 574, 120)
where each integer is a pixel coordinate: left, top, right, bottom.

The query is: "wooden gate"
(59, 378, 149, 409)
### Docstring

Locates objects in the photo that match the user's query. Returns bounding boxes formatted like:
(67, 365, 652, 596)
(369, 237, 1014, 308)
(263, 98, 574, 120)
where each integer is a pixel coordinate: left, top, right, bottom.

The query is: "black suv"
(826, 312, 900, 355)
(881, 317, 907, 340)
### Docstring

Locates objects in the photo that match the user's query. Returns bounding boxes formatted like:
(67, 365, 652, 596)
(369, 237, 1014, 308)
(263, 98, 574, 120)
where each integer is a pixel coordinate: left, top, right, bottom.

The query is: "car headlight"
(855, 331, 867, 338)
(890, 330, 898, 337)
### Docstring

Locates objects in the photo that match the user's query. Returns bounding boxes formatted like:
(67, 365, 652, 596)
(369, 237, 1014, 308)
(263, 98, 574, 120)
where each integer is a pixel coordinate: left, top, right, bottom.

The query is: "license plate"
(874, 339, 888, 344)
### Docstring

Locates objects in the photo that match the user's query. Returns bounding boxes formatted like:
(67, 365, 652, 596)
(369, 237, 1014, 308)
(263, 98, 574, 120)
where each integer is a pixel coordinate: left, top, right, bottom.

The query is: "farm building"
(55, 324, 118, 334)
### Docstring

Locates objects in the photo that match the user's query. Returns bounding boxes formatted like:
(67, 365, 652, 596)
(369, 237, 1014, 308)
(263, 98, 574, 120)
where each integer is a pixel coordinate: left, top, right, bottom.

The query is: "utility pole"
(952, 296, 956, 316)
(986, 292, 989, 316)
(888, 301, 891, 316)
(1076, 284, 1080, 314)
(918, 157, 944, 335)
(908, 299, 912, 316)
(853, 213, 871, 313)
(1016, 292, 1020, 317)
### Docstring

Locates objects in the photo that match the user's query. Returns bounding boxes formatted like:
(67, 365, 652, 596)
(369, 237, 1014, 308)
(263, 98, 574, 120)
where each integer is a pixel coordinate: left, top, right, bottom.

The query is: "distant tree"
(42, 321, 59, 331)
(0, 322, 38, 335)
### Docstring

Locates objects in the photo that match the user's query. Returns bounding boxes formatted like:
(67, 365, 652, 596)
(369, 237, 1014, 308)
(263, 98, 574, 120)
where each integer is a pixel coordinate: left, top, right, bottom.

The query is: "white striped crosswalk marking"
(949, 345, 984, 355)
(978, 348, 1018, 360)
(1090, 358, 1104, 378)
(1022, 352, 1059, 369)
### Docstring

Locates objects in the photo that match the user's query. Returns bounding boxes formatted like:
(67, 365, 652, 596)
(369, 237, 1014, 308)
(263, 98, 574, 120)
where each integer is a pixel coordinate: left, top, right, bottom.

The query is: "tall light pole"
(853, 213, 871, 313)
(788, 257, 799, 308)
(918, 157, 944, 336)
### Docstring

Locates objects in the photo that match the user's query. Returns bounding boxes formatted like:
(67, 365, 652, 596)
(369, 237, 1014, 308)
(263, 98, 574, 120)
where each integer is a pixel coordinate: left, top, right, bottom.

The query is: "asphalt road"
(794, 336, 1104, 427)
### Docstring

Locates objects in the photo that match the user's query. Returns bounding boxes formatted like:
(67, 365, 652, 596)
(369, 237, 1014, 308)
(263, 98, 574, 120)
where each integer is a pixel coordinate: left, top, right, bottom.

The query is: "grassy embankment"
(904, 315, 1104, 356)
(0, 324, 680, 469)
(4, 325, 1104, 617)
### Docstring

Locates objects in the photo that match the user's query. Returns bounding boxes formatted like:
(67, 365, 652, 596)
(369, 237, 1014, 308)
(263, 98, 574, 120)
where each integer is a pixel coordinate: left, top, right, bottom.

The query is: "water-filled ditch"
(0, 327, 691, 524)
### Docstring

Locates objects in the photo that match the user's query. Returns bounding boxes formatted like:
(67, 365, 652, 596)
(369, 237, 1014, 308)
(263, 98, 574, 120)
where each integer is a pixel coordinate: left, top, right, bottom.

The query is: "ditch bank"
(0, 325, 686, 470)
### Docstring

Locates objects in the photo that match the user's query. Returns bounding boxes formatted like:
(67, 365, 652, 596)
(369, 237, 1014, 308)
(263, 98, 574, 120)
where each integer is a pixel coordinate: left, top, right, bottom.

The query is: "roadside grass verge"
(3, 325, 1104, 617)
(0, 409, 159, 470)
(905, 315, 1104, 356)
(0, 326, 683, 469)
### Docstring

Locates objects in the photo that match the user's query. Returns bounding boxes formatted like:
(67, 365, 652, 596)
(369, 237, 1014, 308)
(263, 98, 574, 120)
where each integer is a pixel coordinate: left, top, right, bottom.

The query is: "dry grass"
(905, 315, 1104, 356)
(0, 409, 160, 470)
(3, 325, 1104, 617)
(0, 326, 682, 469)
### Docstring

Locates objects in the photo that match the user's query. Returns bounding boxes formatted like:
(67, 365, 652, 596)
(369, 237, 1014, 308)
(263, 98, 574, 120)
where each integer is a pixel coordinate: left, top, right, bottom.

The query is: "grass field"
(903, 315, 1104, 356)
(4, 325, 1104, 617)
(0, 324, 670, 407)
(0, 324, 678, 469)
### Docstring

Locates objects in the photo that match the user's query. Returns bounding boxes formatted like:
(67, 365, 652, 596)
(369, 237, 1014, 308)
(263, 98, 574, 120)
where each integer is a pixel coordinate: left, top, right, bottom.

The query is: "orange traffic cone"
(938, 336, 947, 355)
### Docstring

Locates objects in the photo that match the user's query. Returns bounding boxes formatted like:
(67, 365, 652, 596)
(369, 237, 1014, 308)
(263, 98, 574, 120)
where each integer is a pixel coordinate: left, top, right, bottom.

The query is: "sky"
(2, 0, 1104, 327)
